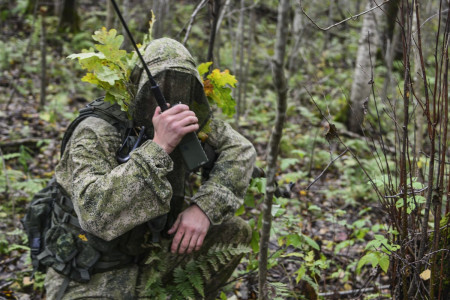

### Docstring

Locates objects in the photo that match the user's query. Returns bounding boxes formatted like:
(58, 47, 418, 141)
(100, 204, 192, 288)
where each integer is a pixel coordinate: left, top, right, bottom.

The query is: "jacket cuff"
(132, 140, 173, 171)
(191, 182, 240, 225)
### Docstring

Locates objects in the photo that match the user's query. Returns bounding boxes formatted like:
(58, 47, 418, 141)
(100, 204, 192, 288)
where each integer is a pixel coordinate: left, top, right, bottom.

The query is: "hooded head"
(130, 38, 211, 136)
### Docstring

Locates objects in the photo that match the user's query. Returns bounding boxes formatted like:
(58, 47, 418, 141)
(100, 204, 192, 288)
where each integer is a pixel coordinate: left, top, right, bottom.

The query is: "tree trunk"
(39, 8, 47, 109)
(257, 0, 289, 298)
(242, 6, 255, 113)
(121, 0, 131, 50)
(153, 0, 168, 38)
(347, 0, 382, 133)
(287, 0, 304, 73)
(412, 6, 424, 180)
(206, 0, 221, 64)
(106, 0, 115, 29)
(213, 0, 232, 67)
(234, 0, 245, 126)
(58, 0, 80, 33)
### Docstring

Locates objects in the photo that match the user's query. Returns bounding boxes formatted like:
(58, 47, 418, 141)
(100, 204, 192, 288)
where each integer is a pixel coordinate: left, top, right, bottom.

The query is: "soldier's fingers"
(175, 116, 198, 127)
(178, 232, 192, 254)
(195, 232, 206, 251)
(164, 104, 189, 115)
(167, 216, 181, 235)
(186, 233, 200, 254)
(171, 230, 184, 253)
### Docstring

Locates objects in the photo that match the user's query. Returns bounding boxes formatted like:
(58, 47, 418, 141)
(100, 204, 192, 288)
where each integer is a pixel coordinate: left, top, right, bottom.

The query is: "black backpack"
(21, 98, 132, 277)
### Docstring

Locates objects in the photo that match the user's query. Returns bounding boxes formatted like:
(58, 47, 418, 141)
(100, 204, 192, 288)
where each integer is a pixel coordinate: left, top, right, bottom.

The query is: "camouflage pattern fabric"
(131, 37, 212, 136)
(46, 38, 256, 299)
(45, 217, 251, 299)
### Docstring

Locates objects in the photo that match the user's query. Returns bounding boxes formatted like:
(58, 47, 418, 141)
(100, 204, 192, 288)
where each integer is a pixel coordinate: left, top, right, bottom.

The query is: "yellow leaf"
(198, 131, 208, 143)
(198, 62, 213, 76)
(299, 190, 307, 196)
(420, 269, 431, 280)
(78, 234, 88, 242)
(203, 79, 214, 97)
(208, 69, 237, 88)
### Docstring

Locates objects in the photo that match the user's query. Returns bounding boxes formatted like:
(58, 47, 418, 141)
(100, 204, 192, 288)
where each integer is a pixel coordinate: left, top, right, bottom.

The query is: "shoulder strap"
(60, 97, 133, 156)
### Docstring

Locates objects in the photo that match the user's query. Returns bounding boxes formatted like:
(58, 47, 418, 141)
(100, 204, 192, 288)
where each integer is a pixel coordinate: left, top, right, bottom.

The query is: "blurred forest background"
(0, 0, 449, 299)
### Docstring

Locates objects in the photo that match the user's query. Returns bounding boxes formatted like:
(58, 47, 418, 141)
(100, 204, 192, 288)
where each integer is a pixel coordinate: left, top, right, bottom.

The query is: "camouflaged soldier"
(44, 38, 256, 299)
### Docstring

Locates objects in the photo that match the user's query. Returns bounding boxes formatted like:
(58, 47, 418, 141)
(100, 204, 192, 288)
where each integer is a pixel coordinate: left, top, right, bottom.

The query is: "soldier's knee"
(223, 216, 252, 245)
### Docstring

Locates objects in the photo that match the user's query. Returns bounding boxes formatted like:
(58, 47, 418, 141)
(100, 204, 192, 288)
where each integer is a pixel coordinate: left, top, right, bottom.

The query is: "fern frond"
(143, 242, 251, 299)
(186, 261, 205, 297)
(176, 280, 195, 299)
(216, 252, 227, 265)
(173, 265, 188, 284)
(208, 256, 220, 272)
(198, 261, 212, 280)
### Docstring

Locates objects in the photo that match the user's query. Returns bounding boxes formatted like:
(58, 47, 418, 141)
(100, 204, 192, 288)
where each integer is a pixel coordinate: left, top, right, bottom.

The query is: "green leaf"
(291, 149, 306, 158)
(308, 205, 321, 212)
(414, 195, 426, 204)
(95, 66, 121, 85)
(67, 52, 105, 60)
(95, 44, 127, 63)
(365, 239, 382, 250)
(235, 205, 245, 216)
(295, 264, 306, 283)
(286, 234, 302, 248)
(378, 254, 389, 273)
(250, 230, 260, 253)
(202, 67, 238, 117)
(302, 234, 320, 250)
(244, 193, 256, 208)
(197, 62, 212, 76)
(334, 240, 354, 254)
(92, 27, 124, 49)
(356, 252, 378, 274)
(280, 158, 299, 171)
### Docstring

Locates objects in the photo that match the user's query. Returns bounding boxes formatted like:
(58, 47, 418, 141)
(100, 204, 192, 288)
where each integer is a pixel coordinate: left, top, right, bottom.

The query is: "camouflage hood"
(130, 38, 211, 135)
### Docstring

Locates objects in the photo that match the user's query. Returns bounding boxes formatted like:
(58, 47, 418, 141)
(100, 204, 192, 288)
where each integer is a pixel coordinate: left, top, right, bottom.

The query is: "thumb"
(167, 215, 181, 235)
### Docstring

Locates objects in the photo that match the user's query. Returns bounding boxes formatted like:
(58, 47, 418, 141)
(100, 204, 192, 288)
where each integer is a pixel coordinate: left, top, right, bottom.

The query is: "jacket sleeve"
(55, 117, 173, 241)
(191, 118, 256, 225)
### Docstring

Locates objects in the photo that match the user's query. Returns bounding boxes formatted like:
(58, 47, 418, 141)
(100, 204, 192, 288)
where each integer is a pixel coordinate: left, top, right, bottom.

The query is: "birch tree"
(347, 0, 382, 133)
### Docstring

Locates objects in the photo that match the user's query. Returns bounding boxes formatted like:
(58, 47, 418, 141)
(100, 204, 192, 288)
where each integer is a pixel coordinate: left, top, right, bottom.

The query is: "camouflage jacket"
(55, 116, 256, 242)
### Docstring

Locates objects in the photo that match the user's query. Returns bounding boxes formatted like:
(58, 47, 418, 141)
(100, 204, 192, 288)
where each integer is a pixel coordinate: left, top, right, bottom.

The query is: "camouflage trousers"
(44, 216, 251, 300)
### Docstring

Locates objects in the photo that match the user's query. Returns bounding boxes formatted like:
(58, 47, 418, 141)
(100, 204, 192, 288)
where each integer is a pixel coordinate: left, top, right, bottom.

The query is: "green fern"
(185, 260, 205, 297)
(267, 281, 291, 299)
(142, 243, 250, 299)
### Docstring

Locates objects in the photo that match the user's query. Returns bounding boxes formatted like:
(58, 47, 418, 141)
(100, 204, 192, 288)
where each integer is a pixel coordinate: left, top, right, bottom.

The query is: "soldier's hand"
(152, 104, 199, 154)
(168, 204, 211, 254)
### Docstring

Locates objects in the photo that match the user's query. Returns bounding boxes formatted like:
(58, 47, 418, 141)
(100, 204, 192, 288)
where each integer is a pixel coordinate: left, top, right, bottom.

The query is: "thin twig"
(384, 186, 428, 198)
(305, 88, 384, 199)
(298, 0, 391, 31)
(318, 285, 390, 297)
(418, 9, 449, 32)
(182, 0, 208, 45)
(306, 149, 348, 190)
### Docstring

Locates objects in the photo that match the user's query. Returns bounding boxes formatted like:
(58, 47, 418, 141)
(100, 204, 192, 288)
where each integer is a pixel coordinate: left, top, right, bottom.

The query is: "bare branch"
(306, 149, 348, 190)
(182, 0, 208, 45)
(298, 0, 391, 31)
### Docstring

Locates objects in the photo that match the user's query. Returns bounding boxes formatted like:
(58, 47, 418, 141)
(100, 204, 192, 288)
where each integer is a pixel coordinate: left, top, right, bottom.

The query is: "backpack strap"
(60, 97, 133, 156)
